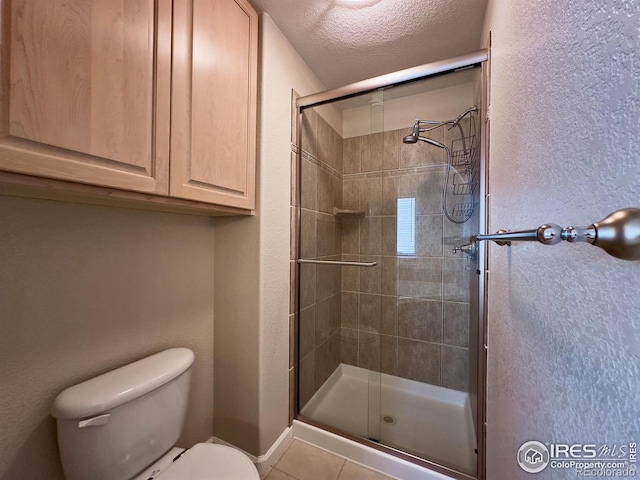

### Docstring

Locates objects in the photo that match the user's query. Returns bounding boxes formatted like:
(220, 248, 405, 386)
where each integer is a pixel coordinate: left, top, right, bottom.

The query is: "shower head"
(402, 121, 446, 148)
(402, 121, 420, 144)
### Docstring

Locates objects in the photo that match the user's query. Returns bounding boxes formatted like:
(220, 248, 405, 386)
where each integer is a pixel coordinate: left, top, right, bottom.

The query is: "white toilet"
(51, 348, 259, 480)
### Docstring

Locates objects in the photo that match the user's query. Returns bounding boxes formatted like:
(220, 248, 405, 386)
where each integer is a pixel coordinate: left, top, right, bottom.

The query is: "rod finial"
(592, 208, 640, 260)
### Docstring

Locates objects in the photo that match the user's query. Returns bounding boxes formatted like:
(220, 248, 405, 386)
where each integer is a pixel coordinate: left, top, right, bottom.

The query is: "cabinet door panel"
(0, 0, 170, 194)
(171, 0, 257, 210)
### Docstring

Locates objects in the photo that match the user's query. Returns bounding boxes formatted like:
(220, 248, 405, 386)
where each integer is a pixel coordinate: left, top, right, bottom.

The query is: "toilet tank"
(51, 348, 195, 480)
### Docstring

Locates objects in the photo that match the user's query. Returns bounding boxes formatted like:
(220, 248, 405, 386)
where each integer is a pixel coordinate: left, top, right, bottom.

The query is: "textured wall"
(482, 1, 640, 478)
(0, 197, 215, 480)
(213, 13, 326, 457)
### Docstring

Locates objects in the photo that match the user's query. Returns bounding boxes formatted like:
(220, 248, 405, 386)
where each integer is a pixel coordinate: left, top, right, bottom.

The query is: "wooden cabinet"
(0, 0, 257, 214)
(171, 0, 257, 210)
(0, 0, 172, 194)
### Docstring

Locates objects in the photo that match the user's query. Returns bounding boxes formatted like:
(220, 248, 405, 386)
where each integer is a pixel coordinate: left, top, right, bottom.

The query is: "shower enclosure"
(293, 54, 486, 479)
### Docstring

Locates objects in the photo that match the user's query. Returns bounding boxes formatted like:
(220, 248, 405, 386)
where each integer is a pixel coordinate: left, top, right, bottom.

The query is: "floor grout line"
(335, 458, 347, 480)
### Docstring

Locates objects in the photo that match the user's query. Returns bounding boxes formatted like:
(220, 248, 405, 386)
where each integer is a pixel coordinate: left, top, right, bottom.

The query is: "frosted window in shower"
(397, 197, 416, 256)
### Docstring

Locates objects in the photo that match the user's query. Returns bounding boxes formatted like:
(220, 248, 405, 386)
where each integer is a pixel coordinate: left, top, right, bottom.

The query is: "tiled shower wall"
(292, 105, 475, 415)
(338, 123, 472, 392)
(296, 108, 344, 409)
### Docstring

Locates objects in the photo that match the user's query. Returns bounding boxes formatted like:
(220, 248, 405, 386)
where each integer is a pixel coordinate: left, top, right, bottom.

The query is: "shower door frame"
(292, 50, 489, 480)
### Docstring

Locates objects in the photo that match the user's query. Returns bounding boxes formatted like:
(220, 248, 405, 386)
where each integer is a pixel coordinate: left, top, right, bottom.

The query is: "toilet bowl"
(134, 443, 259, 480)
(51, 348, 259, 480)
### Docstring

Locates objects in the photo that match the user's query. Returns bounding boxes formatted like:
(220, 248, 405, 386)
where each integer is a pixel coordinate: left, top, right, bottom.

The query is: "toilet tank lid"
(51, 348, 194, 420)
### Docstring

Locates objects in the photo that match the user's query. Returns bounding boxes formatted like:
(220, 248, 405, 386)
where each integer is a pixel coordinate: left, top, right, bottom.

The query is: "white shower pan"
(301, 364, 477, 476)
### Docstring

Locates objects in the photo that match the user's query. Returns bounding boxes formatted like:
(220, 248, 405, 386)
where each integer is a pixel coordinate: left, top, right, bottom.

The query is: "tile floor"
(265, 439, 396, 480)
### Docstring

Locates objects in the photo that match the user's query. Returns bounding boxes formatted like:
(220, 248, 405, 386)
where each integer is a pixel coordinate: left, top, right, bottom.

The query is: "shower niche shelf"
(333, 208, 365, 216)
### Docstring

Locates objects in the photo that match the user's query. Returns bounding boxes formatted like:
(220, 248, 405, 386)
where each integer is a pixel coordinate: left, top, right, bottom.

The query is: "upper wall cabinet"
(171, 0, 257, 210)
(0, 0, 172, 194)
(0, 0, 257, 214)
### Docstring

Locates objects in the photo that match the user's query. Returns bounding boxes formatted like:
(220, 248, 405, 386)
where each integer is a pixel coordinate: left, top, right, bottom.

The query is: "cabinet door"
(171, 0, 257, 210)
(0, 0, 171, 194)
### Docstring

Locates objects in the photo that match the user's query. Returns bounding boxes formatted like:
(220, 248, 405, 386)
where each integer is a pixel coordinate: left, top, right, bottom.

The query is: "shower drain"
(381, 414, 396, 425)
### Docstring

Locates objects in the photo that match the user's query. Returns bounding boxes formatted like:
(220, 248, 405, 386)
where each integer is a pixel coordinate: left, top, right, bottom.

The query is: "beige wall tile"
(340, 328, 358, 366)
(341, 292, 358, 329)
(359, 256, 382, 293)
(343, 136, 361, 174)
(301, 109, 318, 158)
(315, 335, 340, 390)
(318, 168, 334, 214)
(359, 293, 381, 333)
(359, 177, 383, 216)
(301, 158, 317, 210)
(360, 216, 382, 255)
(443, 301, 470, 347)
(316, 297, 334, 346)
(316, 213, 335, 257)
(416, 215, 444, 257)
(380, 296, 397, 336)
(342, 178, 360, 211)
(299, 263, 316, 309)
(361, 133, 383, 172)
(443, 258, 470, 303)
(340, 217, 360, 255)
(380, 256, 398, 296)
(397, 298, 443, 343)
(333, 175, 343, 210)
(397, 339, 441, 385)
(333, 130, 344, 174)
(299, 305, 316, 358)
(380, 334, 398, 376)
(397, 257, 442, 299)
(443, 214, 467, 258)
(381, 216, 397, 256)
(316, 264, 340, 300)
(317, 116, 332, 167)
(341, 257, 361, 292)
(300, 209, 317, 259)
(383, 130, 401, 171)
(382, 175, 398, 216)
(398, 171, 445, 216)
(299, 353, 315, 410)
(442, 345, 469, 392)
(358, 331, 381, 371)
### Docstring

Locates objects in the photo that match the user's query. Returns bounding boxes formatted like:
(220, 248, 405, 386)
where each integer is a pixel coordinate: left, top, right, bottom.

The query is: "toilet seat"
(157, 443, 259, 479)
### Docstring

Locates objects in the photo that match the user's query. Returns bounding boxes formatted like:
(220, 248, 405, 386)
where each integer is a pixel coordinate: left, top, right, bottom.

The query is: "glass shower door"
(297, 88, 385, 444)
(297, 69, 481, 478)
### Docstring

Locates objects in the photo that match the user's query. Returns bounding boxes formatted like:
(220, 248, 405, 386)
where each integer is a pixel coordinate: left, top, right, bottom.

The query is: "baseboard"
(209, 426, 294, 477)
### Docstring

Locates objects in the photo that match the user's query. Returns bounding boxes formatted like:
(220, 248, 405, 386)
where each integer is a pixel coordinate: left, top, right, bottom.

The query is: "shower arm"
(415, 106, 478, 134)
(471, 208, 640, 261)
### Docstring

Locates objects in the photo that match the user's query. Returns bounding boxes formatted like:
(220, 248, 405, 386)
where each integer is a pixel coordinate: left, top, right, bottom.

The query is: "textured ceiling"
(247, 0, 488, 89)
